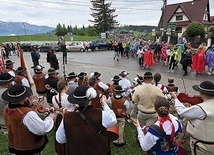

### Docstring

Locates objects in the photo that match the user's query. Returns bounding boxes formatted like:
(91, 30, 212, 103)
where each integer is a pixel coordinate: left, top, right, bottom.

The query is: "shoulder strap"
(76, 110, 101, 133)
(150, 124, 166, 137)
(54, 95, 62, 108)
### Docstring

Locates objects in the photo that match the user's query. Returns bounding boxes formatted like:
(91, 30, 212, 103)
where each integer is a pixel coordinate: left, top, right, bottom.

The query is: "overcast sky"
(0, 0, 213, 28)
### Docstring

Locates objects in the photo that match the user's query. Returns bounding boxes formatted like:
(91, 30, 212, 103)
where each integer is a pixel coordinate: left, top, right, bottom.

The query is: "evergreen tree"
(89, 0, 118, 33)
(56, 23, 63, 32)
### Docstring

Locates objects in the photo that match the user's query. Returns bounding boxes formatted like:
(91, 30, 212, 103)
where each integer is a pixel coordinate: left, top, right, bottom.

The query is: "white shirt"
(56, 104, 117, 143)
(52, 93, 76, 112)
(23, 111, 54, 135)
(153, 83, 171, 100)
(174, 98, 206, 119)
(119, 77, 131, 97)
(137, 114, 181, 151)
(21, 77, 30, 87)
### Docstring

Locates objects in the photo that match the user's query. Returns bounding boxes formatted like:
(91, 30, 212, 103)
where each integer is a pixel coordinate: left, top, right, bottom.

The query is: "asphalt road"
(10, 50, 214, 95)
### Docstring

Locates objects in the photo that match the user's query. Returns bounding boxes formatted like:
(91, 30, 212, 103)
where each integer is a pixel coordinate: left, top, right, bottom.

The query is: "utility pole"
(23, 22, 26, 35)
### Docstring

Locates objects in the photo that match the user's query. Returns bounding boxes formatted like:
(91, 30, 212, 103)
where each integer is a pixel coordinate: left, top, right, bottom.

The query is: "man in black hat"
(108, 75, 121, 96)
(108, 85, 129, 147)
(131, 72, 165, 125)
(56, 85, 117, 155)
(2, 84, 55, 155)
(77, 72, 87, 85)
(171, 81, 214, 155)
(90, 71, 109, 108)
(66, 72, 78, 95)
(4, 60, 16, 77)
(45, 68, 60, 104)
(32, 65, 47, 94)
(0, 73, 15, 134)
(15, 67, 30, 87)
(31, 45, 40, 67)
(49, 49, 59, 70)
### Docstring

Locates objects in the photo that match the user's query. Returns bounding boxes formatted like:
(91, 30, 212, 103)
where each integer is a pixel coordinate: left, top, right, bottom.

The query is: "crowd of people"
(111, 37, 214, 76)
(0, 39, 214, 155)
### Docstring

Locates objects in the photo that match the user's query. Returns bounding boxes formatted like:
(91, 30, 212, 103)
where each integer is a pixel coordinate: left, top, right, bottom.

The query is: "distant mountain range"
(0, 21, 55, 36)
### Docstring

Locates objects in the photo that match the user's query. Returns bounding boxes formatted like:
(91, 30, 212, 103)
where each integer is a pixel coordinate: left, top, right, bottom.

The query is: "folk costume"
(32, 65, 46, 94)
(191, 48, 206, 74)
(56, 85, 117, 155)
(77, 72, 87, 86)
(45, 68, 59, 104)
(136, 114, 182, 155)
(143, 48, 155, 69)
(174, 81, 214, 154)
(109, 86, 129, 147)
(4, 60, 16, 77)
(52, 81, 75, 155)
(119, 71, 132, 114)
(66, 72, 78, 95)
(108, 75, 121, 97)
(132, 72, 165, 126)
(15, 67, 30, 87)
(0, 73, 15, 134)
(2, 85, 54, 155)
(90, 72, 109, 108)
(206, 47, 214, 75)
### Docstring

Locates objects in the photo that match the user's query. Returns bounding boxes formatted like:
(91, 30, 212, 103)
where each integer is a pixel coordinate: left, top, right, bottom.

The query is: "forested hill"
(118, 25, 158, 32)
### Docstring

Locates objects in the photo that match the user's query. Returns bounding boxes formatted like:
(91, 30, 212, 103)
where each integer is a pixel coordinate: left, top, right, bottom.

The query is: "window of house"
(176, 27, 182, 33)
(176, 15, 183, 21)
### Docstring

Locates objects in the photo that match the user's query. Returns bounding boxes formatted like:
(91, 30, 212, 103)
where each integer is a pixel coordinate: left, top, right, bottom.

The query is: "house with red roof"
(158, 0, 212, 38)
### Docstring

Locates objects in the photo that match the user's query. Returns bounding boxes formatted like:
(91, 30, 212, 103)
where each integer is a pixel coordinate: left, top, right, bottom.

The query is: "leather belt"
(139, 110, 156, 114)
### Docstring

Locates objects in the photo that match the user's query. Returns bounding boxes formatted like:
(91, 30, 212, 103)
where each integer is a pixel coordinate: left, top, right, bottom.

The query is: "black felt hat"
(0, 73, 15, 85)
(78, 72, 87, 79)
(91, 72, 101, 78)
(16, 67, 26, 74)
(193, 81, 214, 95)
(68, 85, 89, 105)
(5, 60, 15, 66)
(67, 72, 77, 78)
(47, 68, 57, 74)
(114, 86, 126, 93)
(143, 72, 153, 78)
(2, 84, 32, 103)
(119, 71, 129, 77)
(111, 75, 121, 82)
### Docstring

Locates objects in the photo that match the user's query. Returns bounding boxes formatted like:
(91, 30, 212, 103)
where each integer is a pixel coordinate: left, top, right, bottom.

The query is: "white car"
(66, 42, 86, 52)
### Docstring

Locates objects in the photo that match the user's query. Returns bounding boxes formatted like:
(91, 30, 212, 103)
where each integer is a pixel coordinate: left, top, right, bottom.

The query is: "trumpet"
(45, 84, 58, 94)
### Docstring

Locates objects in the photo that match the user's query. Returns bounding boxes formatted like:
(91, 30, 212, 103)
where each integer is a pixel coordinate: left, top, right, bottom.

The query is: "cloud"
(0, 0, 213, 28)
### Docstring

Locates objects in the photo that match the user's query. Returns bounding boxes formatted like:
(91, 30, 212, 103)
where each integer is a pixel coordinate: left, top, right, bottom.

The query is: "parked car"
(20, 43, 39, 52)
(66, 42, 85, 52)
(88, 39, 112, 51)
(38, 42, 60, 52)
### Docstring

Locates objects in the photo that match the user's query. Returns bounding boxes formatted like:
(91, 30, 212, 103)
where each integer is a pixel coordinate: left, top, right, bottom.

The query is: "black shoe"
(117, 59, 119, 61)
(113, 141, 126, 147)
(183, 73, 187, 76)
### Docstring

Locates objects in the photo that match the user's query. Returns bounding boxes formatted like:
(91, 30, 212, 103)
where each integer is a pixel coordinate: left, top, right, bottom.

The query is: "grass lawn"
(0, 122, 145, 155)
(0, 119, 192, 155)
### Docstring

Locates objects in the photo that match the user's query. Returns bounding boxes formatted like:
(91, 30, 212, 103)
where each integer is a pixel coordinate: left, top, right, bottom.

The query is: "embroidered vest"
(111, 96, 126, 117)
(33, 73, 46, 93)
(3, 105, 48, 154)
(64, 106, 110, 155)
